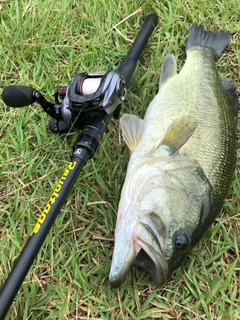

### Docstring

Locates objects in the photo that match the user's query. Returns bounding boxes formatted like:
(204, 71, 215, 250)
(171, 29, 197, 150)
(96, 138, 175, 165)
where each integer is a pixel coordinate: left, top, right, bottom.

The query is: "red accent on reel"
(58, 86, 67, 100)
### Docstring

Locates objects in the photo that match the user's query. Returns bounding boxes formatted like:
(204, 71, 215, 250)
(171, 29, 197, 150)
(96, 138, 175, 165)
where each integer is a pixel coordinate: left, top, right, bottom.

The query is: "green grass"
(0, 0, 239, 319)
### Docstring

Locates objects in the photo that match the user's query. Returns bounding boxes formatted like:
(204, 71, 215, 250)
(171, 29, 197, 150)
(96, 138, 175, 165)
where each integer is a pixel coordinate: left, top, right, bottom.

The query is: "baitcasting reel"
(54, 70, 126, 132)
(2, 69, 126, 134)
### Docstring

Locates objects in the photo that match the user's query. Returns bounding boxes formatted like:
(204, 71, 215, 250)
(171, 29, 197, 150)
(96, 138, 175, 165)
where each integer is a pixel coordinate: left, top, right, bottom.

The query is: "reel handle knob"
(2, 85, 36, 107)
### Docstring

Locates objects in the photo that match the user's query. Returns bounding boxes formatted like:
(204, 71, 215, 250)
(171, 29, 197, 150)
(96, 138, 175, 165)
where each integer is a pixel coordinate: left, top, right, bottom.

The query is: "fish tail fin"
(186, 23, 232, 61)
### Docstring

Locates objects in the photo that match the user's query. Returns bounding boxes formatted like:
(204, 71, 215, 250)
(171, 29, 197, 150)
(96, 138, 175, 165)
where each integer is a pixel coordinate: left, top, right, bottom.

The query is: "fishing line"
(51, 108, 83, 160)
(29, 107, 84, 202)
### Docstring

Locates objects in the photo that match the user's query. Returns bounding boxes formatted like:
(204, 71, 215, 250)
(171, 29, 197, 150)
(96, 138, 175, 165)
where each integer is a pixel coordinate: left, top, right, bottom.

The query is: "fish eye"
(174, 233, 188, 250)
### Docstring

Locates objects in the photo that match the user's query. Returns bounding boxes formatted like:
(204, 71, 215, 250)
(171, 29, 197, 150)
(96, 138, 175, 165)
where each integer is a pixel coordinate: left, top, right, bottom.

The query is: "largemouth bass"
(109, 24, 238, 287)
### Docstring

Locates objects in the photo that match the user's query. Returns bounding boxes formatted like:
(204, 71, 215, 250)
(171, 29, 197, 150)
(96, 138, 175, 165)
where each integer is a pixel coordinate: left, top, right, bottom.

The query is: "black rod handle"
(117, 13, 158, 86)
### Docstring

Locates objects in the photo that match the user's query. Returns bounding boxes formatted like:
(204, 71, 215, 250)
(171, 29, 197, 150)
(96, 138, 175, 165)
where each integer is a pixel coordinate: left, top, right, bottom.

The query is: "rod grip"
(117, 13, 158, 86)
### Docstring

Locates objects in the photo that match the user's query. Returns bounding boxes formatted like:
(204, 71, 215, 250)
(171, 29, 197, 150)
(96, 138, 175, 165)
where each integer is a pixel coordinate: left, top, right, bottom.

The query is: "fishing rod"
(0, 14, 158, 318)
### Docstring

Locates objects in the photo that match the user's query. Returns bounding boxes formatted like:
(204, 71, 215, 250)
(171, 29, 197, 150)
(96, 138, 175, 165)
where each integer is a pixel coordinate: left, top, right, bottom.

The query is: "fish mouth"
(109, 220, 168, 288)
(133, 248, 167, 287)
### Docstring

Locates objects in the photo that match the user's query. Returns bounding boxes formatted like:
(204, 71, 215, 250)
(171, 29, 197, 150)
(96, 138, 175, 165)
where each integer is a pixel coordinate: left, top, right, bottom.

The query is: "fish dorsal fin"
(158, 116, 198, 154)
(120, 114, 145, 152)
(220, 78, 238, 117)
(159, 54, 177, 89)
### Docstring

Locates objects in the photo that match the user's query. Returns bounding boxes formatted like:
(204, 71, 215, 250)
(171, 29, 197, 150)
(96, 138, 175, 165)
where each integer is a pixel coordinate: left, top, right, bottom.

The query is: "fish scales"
(141, 49, 236, 201)
(109, 23, 238, 288)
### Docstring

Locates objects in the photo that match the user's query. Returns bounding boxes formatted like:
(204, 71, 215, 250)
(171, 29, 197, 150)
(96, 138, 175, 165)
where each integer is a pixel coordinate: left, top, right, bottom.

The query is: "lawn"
(0, 0, 239, 319)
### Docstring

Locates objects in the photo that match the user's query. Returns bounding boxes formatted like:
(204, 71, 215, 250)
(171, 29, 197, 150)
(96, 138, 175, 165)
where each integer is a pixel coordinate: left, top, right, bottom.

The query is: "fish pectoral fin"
(158, 116, 198, 154)
(159, 54, 177, 89)
(120, 113, 145, 152)
(220, 78, 238, 117)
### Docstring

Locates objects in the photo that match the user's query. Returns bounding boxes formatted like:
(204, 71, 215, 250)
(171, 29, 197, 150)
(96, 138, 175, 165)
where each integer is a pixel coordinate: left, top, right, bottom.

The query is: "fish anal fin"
(159, 54, 177, 89)
(158, 116, 198, 154)
(120, 114, 145, 152)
